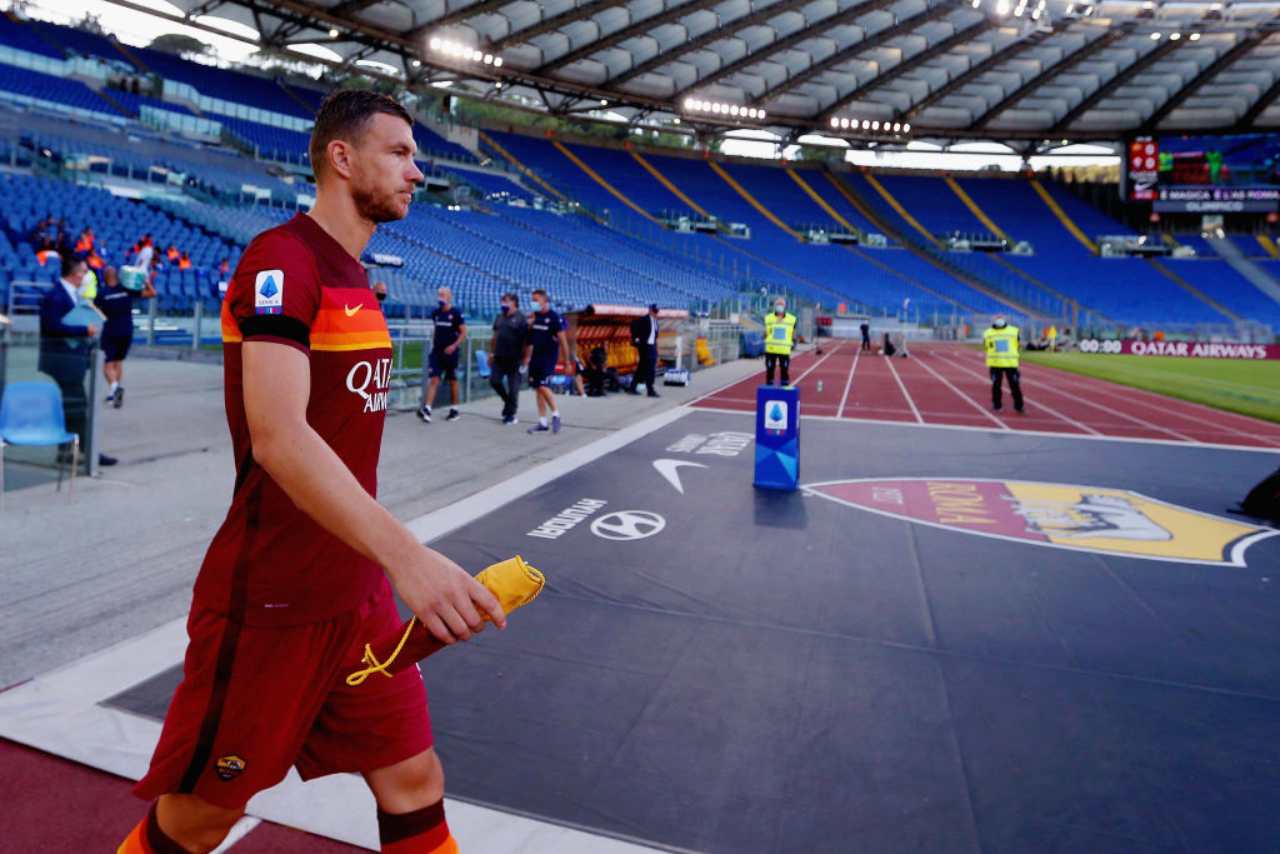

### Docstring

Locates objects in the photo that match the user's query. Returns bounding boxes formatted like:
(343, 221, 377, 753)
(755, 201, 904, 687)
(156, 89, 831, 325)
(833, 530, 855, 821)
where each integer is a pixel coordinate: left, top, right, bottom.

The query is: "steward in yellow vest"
(764, 300, 796, 385)
(983, 316, 1023, 413)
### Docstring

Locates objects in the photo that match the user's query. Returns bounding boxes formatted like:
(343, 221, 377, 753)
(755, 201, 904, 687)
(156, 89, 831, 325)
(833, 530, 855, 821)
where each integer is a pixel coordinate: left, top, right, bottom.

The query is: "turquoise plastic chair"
(0, 381, 81, 508)
(474, 349, 491, 379)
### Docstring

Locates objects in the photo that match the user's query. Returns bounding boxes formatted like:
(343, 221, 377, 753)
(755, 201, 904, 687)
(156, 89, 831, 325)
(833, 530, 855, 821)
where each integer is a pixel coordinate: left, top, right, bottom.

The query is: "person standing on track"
(120, 90, 505, 854)
(418, 286, 466, 424)
(524, 288, 568, 434)
(984, 314, 1024, 413)
(763, 298, 796, 386)
(628, 303, 661, 398)
(860, 320, 871, 352)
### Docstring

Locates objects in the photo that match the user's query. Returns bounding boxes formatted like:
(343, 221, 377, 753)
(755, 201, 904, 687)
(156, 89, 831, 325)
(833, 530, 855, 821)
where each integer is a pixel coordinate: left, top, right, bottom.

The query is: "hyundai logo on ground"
(590, 510, 666, 541)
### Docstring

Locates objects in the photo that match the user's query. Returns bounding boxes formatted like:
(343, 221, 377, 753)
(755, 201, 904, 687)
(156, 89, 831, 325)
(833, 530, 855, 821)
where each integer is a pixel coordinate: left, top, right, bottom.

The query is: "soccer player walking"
(418, 286, 466, 423)
(120, 91, 505, 854)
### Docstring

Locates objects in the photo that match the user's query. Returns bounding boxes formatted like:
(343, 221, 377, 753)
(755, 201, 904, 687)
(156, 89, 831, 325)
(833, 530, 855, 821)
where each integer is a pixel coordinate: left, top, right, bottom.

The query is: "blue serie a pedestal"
(753, 384, 800, 491)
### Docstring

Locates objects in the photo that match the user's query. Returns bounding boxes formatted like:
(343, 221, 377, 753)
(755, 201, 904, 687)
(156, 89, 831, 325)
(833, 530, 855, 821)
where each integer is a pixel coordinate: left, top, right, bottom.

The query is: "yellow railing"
(944, 177, 1008, 242)
(630, 151, 713, 219)
(1028, 179, 1098, 253)
(476, 130, 568, 202)
(552, 141, 658, 223)
(862, 172, 939, 246)
(707, 160, 802, 239)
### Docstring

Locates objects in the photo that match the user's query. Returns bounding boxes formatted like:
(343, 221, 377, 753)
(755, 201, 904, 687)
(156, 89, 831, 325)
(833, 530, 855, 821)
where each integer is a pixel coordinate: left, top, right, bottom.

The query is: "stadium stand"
(0, 11, 1272, 334)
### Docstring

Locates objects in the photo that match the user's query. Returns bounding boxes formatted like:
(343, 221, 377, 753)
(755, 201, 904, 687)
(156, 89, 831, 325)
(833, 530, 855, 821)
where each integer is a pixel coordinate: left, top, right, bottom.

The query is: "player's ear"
(326, 139, 355, 180)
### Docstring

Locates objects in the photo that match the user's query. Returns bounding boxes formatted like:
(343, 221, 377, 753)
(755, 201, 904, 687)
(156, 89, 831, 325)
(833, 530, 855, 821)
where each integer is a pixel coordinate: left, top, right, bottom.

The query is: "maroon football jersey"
(197, 214, 393, 626)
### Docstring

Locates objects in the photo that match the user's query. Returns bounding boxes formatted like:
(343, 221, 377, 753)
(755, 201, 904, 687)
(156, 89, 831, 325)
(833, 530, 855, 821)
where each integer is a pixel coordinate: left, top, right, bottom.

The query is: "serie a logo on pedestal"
(764, 400, 788, 434)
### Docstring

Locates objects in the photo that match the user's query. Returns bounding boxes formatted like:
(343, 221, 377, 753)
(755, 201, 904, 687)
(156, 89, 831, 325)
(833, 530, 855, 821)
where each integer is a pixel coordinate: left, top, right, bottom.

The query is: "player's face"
(351, 113, 424, 223)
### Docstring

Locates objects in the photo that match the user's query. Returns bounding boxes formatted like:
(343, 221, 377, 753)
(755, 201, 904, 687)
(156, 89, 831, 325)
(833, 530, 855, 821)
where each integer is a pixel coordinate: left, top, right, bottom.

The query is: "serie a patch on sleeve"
(254, 269, 284, 315)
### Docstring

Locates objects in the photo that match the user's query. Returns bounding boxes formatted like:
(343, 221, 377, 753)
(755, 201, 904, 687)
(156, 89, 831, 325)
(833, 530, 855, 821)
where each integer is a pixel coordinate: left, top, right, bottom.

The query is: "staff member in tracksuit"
(764, 298, 797, 385)
(94, 266, 155, 408)
(984, 314, 1024, 413)
(489, 292, 527, 425)
(523, 288, 569, 434)
(418, 286, 466, 423)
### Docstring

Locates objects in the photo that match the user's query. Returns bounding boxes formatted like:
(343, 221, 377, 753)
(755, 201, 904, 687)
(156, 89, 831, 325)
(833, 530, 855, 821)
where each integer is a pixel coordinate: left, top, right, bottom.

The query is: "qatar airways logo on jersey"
(346, 358, 393, 413)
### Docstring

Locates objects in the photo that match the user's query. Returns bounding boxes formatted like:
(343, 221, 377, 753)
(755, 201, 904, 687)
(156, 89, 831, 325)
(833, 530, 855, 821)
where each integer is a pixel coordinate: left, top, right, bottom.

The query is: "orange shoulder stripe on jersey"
(221, 302, 243, 344)
(311, 332, 393, 352)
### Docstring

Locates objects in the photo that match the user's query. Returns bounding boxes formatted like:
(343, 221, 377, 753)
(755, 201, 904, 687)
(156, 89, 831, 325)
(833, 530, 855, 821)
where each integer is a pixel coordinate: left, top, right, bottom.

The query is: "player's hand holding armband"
(385, 545, 508, 645)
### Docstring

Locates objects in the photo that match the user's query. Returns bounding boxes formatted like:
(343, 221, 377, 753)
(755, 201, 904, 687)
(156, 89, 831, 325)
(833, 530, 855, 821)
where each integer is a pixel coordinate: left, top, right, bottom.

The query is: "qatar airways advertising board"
(1078, 338, 1280, 360)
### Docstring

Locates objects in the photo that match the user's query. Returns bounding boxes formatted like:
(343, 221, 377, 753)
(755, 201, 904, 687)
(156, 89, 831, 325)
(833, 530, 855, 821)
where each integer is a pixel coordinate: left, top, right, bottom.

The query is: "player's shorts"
(527, 357, 557, 389)
(428, 350, 459, 381)
(102, 333, 132, 362)
(134, 589, 432, 810)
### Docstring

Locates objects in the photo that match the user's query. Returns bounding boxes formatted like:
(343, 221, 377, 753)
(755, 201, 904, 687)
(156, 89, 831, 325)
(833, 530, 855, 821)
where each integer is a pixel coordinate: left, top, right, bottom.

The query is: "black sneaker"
(417, 405, 432, 423)
(446, 409, 460, 422)
(647, 389, 660, 398)
(502, 415, 518, 425)
(98, 453, 118, 467)
(113, 387, 124, 409)
(527, 423, 550, 434)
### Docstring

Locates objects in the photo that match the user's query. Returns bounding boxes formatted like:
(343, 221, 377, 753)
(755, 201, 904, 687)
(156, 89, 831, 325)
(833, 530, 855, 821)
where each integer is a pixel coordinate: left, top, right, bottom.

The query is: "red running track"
(693, 342, 1280, 449)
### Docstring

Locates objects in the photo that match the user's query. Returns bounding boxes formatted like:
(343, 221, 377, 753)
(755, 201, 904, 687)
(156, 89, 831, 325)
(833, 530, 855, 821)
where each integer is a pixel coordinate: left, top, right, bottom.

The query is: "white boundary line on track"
(931, 351, 1200, 444)
(928, 352, 1101, 436)
(690, 405, 1280, 454)
(883, 355, 923, 424)
(792, 340, 845, 385)
(911, 354, 1009, 429)
(836, 349, 861, 419)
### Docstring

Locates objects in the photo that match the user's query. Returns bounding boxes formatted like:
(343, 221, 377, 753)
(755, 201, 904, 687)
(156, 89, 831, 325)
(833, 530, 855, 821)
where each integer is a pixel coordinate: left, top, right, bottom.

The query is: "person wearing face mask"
(490, 292, 528, 424)
(372, 280, 389, 305)
(763, 298, 796, 386)
(418, 286, 466, 423)
(984, 314, 1024, 413)
(523, 288, 569, 434)
(38, 254, 116, 466)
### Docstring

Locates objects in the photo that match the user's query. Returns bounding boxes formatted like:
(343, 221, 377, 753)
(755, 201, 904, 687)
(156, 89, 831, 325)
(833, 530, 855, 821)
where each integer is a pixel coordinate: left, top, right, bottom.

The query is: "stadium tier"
(0, 13, 1274, 332)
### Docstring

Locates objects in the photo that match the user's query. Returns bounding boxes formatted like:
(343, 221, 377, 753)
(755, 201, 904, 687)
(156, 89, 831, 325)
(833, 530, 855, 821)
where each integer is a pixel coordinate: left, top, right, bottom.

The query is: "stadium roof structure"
(116, 0, 1280, 144)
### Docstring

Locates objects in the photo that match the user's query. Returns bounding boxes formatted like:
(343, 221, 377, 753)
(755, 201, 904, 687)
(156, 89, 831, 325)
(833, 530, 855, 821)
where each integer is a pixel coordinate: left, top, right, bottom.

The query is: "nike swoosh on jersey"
(344, 304, 363, 317)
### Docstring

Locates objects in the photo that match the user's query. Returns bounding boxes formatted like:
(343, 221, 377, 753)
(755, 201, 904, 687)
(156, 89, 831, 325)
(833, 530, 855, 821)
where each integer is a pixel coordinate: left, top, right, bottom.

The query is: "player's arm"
(557, 329, 572, 373)
(448, 320, 466, 354)
(242, 341, 506, 642)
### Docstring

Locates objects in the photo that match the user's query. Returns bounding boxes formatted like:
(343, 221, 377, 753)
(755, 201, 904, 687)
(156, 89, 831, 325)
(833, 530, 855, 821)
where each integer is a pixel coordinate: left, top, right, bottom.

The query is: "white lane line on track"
(930, 352, 1101, 436)
(933, 351, 1200, 443)
(793, 340, 845, 385)
(837, 348, 861, 419)
(883, 355, 923, 424)
(912, 354, 1008, 428)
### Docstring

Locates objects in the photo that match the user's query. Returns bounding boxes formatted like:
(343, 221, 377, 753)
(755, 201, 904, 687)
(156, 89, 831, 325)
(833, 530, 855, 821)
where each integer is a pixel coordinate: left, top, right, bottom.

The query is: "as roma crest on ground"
(803, 477, 1277, 567)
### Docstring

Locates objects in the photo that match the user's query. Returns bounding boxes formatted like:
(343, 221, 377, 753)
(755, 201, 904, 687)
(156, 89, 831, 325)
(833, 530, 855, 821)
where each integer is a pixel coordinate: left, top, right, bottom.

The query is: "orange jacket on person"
(75, 234, 94, 254)
(36, 249, 53, 265)
(177, 254, 192, 270)
(87, 251, 105, 270)
(166, 246, 180, 261)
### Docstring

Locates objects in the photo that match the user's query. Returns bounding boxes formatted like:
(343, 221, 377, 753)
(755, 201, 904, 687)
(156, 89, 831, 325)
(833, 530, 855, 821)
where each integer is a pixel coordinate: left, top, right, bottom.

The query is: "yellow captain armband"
(346, 556, 545, 687)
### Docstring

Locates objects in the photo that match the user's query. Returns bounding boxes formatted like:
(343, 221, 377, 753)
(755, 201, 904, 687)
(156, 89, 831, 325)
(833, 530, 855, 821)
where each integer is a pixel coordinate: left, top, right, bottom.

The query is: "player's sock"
(378, 800, 457, 854)
(117, 803, 187, 854)
(539, 416, 548, 428)
(109, 381, 120, 395)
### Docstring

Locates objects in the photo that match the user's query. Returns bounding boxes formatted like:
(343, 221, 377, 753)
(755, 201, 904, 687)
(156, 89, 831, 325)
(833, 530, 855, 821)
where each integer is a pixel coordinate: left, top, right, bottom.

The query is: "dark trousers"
(635, 343, 657, 389)
(489, 357, 521, 418)
(860, 333, 871, 351)
(39, 349, 89, 443)
(990, 367, 1023, 411)
(765, 353, 790, 386)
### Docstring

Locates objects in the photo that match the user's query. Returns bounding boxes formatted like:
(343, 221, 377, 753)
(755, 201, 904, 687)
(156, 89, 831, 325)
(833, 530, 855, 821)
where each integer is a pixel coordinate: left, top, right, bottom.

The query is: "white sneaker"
(417, 405, 432, 423)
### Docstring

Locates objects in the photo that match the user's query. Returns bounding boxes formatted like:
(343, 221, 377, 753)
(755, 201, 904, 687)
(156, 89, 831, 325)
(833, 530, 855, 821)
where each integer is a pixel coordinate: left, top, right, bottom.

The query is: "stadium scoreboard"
(1125, 133, 1280, 213)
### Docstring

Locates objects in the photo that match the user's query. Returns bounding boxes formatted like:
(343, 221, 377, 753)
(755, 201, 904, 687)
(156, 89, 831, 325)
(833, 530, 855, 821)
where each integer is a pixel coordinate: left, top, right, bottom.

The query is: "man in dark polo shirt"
(418, 285, 466, 423)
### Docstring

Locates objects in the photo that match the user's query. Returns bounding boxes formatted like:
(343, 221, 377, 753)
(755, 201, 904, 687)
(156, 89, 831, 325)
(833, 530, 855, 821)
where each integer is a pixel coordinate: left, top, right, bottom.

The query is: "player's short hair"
(501, 291, 519, 306)
(309, 90, 414, 179)
(60, 252, 85, 278)
(532, 288, 548, 299)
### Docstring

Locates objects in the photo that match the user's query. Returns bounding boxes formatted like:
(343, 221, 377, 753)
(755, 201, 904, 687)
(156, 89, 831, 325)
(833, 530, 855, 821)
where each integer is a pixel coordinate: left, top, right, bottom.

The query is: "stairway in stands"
(823, 170, 1043, 318)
